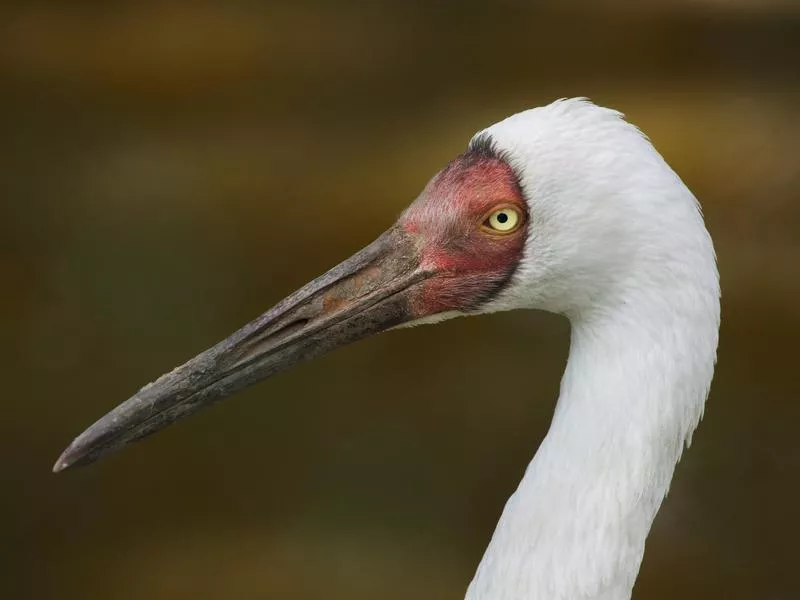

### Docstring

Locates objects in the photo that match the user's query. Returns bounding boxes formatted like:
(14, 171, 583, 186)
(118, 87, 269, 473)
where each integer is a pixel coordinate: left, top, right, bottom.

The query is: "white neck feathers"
(467, 270, 718, 600)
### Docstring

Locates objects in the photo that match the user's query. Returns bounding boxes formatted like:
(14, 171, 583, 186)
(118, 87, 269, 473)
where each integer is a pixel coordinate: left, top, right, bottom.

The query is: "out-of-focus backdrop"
(2, 1, 798, 599)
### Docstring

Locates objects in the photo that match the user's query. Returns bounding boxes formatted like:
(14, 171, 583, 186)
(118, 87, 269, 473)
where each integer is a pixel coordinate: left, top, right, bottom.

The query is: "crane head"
(55, 97, 708, 472)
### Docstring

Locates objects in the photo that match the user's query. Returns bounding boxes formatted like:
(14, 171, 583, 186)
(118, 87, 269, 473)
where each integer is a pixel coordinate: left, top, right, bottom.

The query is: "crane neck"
(465, 266, 719, 600)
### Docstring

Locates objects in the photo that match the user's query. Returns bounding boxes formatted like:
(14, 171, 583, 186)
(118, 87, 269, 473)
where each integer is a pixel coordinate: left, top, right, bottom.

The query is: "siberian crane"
(55, 99, 720, 600)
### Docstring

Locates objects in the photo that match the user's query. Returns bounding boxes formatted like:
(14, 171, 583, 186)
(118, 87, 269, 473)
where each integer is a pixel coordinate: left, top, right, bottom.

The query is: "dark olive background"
(2, 2, 798, 599)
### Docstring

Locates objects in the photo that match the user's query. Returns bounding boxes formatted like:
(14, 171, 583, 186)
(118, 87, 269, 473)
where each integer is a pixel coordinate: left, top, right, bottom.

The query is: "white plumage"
(463, 99, 720, 600)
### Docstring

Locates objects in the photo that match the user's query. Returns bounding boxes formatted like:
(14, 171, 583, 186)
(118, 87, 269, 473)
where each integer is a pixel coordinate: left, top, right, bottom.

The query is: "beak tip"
(52, 444, 78, 474)
(52, 457, 69, 474)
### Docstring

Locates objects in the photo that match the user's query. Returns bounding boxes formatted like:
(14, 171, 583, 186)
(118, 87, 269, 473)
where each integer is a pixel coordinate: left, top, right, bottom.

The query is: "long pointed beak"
(54, 226, 429, 472)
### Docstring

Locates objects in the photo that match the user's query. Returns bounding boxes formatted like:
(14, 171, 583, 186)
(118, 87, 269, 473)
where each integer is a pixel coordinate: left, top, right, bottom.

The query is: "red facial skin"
(400, 152, 528, 315)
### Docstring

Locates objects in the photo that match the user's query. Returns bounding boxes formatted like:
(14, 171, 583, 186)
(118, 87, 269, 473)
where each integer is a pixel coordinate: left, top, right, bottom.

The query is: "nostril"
(231, 318, 311, 368)
(269, 318, 310, 342)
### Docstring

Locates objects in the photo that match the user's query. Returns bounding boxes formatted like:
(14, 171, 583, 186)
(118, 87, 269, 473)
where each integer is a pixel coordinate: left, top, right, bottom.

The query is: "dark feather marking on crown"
(465, 132, 502, 160)
(466, 132, 525, 185)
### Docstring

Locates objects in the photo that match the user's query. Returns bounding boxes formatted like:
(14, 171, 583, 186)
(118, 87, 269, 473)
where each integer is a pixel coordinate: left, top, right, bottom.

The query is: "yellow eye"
(485, 207, 521, 233)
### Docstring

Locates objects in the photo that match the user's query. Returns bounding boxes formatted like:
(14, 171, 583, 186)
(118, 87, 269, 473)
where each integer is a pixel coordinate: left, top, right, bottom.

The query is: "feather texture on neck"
(464, 99, 720, 600)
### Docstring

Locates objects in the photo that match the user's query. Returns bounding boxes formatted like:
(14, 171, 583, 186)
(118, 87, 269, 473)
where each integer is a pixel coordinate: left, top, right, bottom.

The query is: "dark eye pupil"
(496, 212, 509, 224)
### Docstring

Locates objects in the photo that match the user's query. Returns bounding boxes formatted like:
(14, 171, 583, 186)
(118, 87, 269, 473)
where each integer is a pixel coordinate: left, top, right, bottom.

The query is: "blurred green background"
(2, 1, 798, 599)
